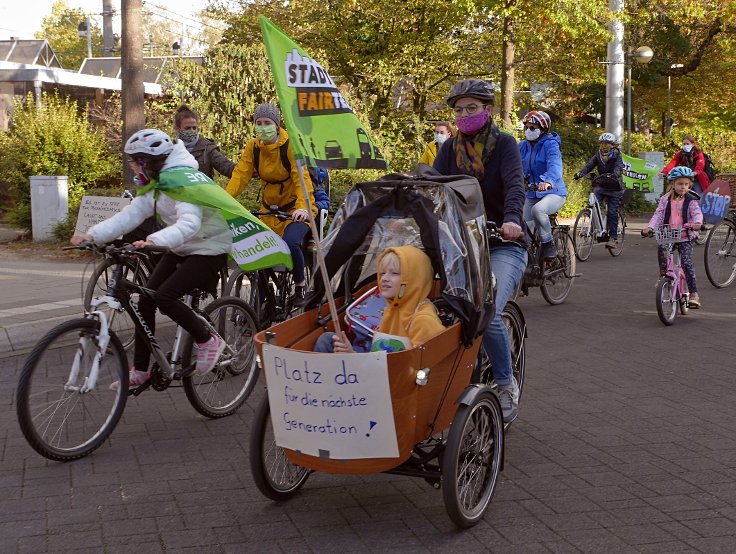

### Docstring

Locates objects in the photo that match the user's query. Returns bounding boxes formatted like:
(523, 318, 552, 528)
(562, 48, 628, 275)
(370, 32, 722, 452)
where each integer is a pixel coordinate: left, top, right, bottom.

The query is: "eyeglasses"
(523, 124, 539, 130)
(453, 103, 485, 116)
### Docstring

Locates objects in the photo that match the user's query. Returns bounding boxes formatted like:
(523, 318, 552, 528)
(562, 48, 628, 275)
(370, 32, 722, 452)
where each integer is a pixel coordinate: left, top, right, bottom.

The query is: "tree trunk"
(121, 0, 145, 184)
(500, 16, 516, 131)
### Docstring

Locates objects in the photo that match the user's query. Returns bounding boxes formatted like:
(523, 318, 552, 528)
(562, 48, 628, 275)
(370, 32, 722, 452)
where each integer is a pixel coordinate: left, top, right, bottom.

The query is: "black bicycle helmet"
(445, 79, 495, 107)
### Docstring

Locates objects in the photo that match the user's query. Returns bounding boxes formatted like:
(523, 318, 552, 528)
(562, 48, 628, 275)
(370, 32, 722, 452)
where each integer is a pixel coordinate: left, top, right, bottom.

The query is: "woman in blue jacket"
(519, 111, 566, 260)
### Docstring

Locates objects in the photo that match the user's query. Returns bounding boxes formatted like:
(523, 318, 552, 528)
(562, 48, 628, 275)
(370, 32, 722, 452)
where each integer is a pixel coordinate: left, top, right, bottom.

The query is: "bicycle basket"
(653, 224, 684, 245)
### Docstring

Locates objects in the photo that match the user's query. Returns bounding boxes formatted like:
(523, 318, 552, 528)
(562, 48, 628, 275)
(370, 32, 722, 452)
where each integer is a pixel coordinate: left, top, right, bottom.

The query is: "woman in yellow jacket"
(417, 121, 453, 166)
(226, 103, 316, 296)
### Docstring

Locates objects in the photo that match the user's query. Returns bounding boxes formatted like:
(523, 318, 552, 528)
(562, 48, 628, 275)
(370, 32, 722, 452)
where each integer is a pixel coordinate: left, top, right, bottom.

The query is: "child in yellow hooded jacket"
(314, 245, 445, 353)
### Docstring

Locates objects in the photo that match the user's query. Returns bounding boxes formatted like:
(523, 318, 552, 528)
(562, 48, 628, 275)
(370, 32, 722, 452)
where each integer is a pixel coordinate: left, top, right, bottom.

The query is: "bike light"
(416, 368, 430, 386)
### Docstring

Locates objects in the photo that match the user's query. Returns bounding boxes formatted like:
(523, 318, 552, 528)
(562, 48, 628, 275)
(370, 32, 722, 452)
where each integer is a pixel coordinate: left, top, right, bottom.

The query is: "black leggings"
(133, 252, 227, 371)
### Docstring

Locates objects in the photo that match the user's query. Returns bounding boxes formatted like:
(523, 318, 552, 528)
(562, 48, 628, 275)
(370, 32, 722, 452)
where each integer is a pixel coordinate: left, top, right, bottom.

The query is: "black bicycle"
(224, 208, 313, 327)
(704, 208, 736, 288)
(17, 243, 259, 461)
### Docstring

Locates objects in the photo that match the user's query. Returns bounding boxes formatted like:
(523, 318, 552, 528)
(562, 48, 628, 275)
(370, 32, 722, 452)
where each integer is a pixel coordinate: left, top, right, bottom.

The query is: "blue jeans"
(594, 188, 623, 239)
(313, 332, 336, 352)
(282, 221, 310, 283)
(524, 194, 567, 243)
(482, 246, 528, 386)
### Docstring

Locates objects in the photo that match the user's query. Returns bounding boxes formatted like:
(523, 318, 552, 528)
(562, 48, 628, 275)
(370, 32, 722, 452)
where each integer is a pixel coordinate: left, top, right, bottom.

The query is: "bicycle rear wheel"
(541, 228, 576, 305)
(608, 212, 626, 257)
(656, 277, 677, 326)
(16, 318, 128, 461)
(182, 297, 260, 418)
(573, 209, 594, 261)
(84, 257, 151, 350)
(704, 219, 736, 288)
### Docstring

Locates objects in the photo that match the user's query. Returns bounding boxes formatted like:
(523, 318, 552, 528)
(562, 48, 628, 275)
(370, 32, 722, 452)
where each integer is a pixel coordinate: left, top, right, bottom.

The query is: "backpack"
(703, 152, 717, 182)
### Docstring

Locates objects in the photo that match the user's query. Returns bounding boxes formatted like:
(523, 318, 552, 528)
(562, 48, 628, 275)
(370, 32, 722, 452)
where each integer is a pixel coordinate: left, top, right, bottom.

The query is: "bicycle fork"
(65, 309, 113, 394)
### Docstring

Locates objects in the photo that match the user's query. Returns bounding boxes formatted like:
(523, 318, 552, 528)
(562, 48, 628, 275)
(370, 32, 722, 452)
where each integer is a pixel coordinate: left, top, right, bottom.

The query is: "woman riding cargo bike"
(249, 169, 525, 528)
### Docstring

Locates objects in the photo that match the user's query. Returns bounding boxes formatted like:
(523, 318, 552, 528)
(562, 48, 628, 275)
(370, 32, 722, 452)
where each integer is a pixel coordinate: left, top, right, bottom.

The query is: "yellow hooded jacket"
(225, 128, 316, 237)
(417, 142, 438, 166)
(376, 245, 445, 347)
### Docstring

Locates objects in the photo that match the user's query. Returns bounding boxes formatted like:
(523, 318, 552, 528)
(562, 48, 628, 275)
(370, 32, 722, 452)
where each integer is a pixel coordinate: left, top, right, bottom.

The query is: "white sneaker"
(497, 376, 519, 423)
(109, 368, 150, 391)
(194, 334, 226, 375)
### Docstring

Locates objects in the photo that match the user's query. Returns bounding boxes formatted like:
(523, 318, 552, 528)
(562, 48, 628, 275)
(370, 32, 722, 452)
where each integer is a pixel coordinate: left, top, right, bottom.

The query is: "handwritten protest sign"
(75, 196, 132, 235)
(262, 344, 399, 460)
(700, 179, 732, 225)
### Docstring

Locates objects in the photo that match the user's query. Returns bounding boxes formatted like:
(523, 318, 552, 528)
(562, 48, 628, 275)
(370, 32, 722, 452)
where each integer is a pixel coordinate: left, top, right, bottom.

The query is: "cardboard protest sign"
(622, 154, 659, 193)
(700, 179, 733, 225)
(75, 196, 132, 235)
(262, 344, 399, 460)
(260, 16, 388, 171)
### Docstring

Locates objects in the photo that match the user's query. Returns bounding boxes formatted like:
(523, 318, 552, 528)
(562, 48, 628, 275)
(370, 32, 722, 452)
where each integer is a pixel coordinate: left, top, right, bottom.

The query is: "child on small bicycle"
(72, 129, 232, 387)
(574, 132, 625, 249)
(641, 166, 704, 308)
(313, 246, 445, 353)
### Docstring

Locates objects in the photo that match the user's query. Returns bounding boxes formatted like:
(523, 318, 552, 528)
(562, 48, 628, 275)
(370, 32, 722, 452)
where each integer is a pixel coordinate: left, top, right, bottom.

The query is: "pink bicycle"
(650, 224, 693, 325)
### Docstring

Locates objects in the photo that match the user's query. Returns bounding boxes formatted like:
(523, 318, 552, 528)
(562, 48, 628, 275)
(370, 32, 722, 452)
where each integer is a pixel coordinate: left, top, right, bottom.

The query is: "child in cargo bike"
(313, 245, 444, 353)
(641, 166, 704, 308)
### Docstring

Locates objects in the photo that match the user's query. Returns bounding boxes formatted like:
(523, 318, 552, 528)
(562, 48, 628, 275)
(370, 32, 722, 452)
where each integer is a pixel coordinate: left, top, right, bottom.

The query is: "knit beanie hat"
(253, 103, 281, 126)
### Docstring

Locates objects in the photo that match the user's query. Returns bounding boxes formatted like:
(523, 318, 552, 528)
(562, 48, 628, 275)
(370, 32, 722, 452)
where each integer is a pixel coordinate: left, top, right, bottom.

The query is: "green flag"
(140, 168, 293, 270)
(622, 154, 660, 193)
(260, 16, 388, 171)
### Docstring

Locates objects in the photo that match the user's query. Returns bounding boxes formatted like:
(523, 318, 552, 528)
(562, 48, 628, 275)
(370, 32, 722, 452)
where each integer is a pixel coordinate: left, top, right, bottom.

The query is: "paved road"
(2, 222, 736, 552)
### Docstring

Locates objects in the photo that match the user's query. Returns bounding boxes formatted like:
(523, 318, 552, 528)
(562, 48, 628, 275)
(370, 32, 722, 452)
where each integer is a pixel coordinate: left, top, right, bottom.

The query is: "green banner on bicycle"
(622, 154, 659, 193)
(139, 168, 293, 270)
(260, 16, 388, 171)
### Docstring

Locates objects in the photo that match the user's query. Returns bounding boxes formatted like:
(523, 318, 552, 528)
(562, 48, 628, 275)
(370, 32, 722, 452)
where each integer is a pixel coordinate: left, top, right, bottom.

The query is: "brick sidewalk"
(2, 225, 736, 551)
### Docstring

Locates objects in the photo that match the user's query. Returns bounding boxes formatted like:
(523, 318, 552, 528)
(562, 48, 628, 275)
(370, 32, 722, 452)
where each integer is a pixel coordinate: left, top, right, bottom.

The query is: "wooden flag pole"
(295, 160, 341, 333)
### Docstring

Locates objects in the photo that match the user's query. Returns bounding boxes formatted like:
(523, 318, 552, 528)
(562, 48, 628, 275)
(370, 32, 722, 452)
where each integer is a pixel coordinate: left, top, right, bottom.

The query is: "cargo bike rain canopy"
(310, 166, 494, 346)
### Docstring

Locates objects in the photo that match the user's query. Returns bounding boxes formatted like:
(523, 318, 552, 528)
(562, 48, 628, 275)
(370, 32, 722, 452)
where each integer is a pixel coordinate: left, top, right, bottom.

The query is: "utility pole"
(102, 0, 114, 56)
(604, 0, 624, 140)
(121, 0, 145, 184)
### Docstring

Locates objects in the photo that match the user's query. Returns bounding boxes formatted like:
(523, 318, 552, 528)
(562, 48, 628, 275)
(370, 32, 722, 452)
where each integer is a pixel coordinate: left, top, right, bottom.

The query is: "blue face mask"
(434, 133, 448, 145)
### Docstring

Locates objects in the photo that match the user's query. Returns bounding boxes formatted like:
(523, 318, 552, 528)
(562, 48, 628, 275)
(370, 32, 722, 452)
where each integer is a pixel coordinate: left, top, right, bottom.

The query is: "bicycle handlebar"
(485, 222, 525, 249)
(251, 208, 293, 221)
(64, 241, 170, 255)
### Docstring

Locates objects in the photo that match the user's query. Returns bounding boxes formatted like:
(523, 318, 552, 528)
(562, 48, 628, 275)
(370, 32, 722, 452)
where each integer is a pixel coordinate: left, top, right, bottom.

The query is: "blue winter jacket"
(519, 132, 567, 199)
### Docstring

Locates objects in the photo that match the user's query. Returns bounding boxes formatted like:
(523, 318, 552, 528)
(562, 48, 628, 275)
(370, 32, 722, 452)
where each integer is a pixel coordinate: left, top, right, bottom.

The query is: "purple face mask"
(455, 109, 490, 135)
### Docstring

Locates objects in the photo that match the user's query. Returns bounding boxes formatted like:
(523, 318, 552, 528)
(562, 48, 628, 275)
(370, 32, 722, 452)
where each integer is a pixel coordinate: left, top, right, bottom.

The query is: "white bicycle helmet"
(124, 129, 174, 157)
(598, 132, 617, 144)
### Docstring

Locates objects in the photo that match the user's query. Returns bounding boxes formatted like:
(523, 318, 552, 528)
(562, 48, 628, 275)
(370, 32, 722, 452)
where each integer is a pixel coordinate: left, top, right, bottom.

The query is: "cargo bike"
(249, 171, 526, 528)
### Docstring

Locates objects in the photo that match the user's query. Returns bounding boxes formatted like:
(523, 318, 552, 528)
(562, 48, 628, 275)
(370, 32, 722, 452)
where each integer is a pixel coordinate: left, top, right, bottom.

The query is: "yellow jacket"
(377, 246, 445, 346)
(226, 128, 315, 236)
(418, 142, 439, 166)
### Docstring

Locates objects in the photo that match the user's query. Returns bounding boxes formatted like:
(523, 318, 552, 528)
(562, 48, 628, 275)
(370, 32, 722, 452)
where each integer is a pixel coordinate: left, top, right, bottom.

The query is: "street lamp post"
(626, 45, 654, 155)
(667, 63, 684, 136)
(77, 17, 93, 59)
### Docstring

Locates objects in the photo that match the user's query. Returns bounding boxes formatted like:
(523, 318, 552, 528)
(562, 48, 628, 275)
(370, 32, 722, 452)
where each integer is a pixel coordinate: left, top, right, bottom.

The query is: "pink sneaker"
(109, 368, 150, 391)
(194, 335, 226, 375)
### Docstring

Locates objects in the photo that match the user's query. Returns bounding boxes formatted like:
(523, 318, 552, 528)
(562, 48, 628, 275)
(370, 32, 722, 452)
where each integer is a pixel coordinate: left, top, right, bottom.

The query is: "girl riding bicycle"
(72, 129, 233, 386)
(642, 166, 704, 308)
(226, 103, 316, 299)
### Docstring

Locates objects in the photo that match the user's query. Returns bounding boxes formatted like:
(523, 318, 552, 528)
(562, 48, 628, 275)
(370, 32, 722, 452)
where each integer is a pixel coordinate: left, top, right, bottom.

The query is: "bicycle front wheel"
(183, 297, 260, 418)
(608, 212, 626, 257)
(84, 257, 151, 350)
(573, 209, 594, 261)
(656, 277, 677, 326)
(541, 229, 576, 305)
(704, 219, 736, 288)
(16, 318, 128, 461)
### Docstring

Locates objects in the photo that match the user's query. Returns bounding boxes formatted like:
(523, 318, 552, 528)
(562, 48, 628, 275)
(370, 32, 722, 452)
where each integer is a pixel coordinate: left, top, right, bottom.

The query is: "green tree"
(0, 93, 117, 231)
(36, 0, 104, 70)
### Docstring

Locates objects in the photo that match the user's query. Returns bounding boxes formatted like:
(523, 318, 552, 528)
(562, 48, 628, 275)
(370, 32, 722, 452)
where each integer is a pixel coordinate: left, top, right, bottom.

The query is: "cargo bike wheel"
(441, 389, 504, 528)
(250, 396, 311, 500)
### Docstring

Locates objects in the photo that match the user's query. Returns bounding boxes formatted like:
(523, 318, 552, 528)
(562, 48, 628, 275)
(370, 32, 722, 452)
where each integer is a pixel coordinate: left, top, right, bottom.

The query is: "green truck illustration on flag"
(622, 154, 659, 193)
(260, 16, 388, 171)
(140, 168, 292, 270)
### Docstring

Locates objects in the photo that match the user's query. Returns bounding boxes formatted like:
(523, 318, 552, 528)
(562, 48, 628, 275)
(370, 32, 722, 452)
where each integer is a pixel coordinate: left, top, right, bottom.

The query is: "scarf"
(453, 122, 500, 179)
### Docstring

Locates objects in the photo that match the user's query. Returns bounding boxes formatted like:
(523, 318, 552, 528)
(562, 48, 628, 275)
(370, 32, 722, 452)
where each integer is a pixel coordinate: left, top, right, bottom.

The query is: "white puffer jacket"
(88, 142, 232, 256)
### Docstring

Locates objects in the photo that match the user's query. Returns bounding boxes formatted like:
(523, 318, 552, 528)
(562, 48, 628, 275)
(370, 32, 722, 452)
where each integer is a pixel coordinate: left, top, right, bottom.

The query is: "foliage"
(36, 0, 104, 70)
(0, 93, 117, 232)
